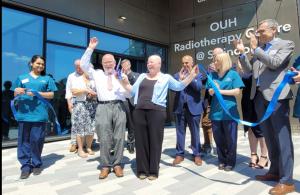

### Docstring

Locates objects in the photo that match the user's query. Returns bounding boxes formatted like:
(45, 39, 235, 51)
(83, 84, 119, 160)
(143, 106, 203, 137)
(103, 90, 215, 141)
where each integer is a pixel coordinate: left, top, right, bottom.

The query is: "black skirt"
(241, 77, 264, 138)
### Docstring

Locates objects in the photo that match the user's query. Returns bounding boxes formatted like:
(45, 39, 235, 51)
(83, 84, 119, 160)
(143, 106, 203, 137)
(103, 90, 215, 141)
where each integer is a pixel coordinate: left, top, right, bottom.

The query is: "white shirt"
(80, 48, 130, 101)
(65, 72, 88, 102)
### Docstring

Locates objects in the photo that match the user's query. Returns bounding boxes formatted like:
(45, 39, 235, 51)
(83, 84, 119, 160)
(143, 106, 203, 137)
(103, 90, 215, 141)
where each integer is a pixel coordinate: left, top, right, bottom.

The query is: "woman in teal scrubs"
(206, 52, 244, 171)
(13, 55, 57, 179)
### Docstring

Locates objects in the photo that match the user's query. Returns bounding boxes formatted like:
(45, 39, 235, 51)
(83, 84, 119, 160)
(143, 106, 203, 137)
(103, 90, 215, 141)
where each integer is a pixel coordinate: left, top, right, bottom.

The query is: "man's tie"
(263, 43, 272, 52)
(107, 74, 113, 91)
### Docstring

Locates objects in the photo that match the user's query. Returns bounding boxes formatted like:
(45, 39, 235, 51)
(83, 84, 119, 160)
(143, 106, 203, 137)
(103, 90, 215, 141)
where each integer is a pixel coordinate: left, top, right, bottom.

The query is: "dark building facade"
(2, 0, 300, 146)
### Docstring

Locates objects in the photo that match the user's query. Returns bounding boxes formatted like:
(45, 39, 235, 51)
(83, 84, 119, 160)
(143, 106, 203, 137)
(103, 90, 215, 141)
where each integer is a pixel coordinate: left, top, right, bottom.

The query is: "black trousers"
(2, 119, 9, 138)
(254, 91, 294, 184)
(124, 100, 135, 147)
(133, 109, 166, 177)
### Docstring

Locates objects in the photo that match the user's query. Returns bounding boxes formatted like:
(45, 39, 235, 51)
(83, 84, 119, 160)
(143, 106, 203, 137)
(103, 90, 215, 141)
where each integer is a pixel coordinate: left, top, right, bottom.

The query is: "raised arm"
(80, 37, 99, 77)
(254, 41, 294, 70)
(234, 39, 252, 73)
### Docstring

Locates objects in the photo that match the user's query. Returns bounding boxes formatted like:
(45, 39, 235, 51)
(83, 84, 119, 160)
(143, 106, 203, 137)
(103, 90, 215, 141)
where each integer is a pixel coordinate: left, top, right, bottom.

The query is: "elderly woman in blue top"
(119, 55, 199, 180)
(291, 56, 300, 122)
(13, 55, 57, 179)
(206, 52, 244, 171)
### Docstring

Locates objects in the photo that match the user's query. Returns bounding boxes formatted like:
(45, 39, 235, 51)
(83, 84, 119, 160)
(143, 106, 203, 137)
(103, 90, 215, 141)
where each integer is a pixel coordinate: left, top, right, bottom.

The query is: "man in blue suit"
(173, 55, 203, 166)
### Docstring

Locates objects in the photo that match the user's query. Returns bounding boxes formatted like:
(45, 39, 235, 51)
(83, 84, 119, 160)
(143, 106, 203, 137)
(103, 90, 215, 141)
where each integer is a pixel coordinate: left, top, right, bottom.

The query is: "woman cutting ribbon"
(206, 52, 244, 172)
(13, 55, 57, 179)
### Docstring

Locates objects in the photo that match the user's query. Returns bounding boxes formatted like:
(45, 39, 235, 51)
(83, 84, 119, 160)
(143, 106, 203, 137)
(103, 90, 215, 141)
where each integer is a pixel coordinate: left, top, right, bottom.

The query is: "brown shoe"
(194, 156, 203, 166)
(269, 183, 295, 195)
(173, 156, 184, 165)
(255, 173, 280, 181)
(69, 144, 77, 152)
(99, 168, 110, 179)
(113, 166, 124, 177)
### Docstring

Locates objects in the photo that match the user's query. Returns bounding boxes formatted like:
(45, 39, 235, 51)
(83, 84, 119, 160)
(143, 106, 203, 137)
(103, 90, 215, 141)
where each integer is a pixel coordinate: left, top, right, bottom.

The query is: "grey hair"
(121, 59, 131, 65)
(259, 19, 279, 31)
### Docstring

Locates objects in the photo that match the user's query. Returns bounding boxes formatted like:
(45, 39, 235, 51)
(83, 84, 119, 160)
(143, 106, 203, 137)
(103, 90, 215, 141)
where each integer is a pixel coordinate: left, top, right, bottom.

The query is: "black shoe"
(201, 144, 213, 154)
(127, 145, 135, 154)
(224, 165, 233, 172)
(32, 167, 42, 175)
(20, 171, 31, 179)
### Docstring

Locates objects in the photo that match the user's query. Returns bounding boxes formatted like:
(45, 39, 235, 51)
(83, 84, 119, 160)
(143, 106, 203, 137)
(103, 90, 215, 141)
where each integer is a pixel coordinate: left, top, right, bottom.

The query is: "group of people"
(12, 18, 300, 195)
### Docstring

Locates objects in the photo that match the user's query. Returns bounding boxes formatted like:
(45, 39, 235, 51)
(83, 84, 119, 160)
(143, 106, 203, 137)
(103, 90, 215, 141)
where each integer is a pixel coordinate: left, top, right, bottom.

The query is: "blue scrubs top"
(206, 69, 244, 120)
(13, 73, 57, 122)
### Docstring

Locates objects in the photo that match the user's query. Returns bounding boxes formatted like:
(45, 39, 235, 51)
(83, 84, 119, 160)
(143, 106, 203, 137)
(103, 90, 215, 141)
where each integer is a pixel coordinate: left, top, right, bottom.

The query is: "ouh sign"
(174, 17, 292, 61)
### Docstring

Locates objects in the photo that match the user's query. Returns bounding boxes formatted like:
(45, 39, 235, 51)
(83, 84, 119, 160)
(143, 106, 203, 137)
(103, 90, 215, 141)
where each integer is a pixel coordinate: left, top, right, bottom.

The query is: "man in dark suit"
(121, 59, 140, 154)
(235, 19, 295, 195)
(172, 55, 203, 166)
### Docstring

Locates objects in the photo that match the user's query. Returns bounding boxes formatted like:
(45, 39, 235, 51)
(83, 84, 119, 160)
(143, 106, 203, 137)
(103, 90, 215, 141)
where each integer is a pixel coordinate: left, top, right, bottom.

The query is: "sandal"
(256, 156, 268, 169)
(249, 153, 259, 167)
(78, 150, 88, 158)
(86, 148, 95, 155)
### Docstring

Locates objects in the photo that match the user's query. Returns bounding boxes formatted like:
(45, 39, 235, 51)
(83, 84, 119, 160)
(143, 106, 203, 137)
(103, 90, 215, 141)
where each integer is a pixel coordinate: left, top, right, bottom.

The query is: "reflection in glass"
(46, 43, 84, 82)
(2, 7, 43, 141)
(2, 7, 43, 90)
(90, 30, 145, 57)
(46, 44, 85, 136)
(47, 19, 87, 47)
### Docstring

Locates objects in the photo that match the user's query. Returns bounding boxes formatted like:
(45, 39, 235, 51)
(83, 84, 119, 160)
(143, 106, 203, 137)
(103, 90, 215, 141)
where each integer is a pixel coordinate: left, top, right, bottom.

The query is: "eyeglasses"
(255, 27, 275, 35)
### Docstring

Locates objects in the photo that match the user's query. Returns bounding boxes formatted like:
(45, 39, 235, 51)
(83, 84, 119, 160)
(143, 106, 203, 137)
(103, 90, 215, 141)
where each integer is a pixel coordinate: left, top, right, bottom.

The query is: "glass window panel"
(2, 7, 43, 141)
(146, 44, 166, 58)
(46, 43, 84, 82)
(90, 30, 145, 57)
(46, 44, 85, 135)
(47, 19, 87, 46)
(2, 7, 43, 90)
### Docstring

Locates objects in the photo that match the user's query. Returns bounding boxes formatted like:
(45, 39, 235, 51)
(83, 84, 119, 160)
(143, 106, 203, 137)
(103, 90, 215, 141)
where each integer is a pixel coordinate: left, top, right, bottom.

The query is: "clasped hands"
(14, 88, 35, 97)
(208, 81, 220, 96)
(233, 32, 258, 53)
(179, 66, 199, 81)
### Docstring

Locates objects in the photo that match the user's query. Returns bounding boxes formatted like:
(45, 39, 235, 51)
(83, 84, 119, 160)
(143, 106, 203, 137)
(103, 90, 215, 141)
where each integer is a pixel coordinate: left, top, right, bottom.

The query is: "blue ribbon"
(198, 64, 297, 127)
(10, 89, 68, 135)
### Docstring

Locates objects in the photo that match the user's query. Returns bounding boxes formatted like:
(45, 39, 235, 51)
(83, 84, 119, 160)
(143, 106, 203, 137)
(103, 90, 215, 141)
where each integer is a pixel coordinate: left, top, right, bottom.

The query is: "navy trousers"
(212, 120, 238, 167)
(254, 91, 294, 184)
(175, 105, 201, 157)
(17, 122, 46, 172)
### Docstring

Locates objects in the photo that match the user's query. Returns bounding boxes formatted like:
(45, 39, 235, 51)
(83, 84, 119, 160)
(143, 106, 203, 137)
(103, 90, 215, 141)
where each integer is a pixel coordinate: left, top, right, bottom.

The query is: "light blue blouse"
(131, 73, 186, 107)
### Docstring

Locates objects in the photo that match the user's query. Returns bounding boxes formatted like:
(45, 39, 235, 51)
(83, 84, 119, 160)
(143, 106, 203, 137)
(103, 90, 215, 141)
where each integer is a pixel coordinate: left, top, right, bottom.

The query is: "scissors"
(115, 58, 122, 80)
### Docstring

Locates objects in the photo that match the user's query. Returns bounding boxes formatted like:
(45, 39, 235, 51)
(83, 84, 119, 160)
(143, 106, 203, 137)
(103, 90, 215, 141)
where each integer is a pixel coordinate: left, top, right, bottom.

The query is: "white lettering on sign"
(210, 17, 237, 31)
(174, 34, 242, 52)
(197, 0, 206, 3)
(246, 24, 292, 38)
(206, 47, 251, 60)
(174, 15, 293, 61)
